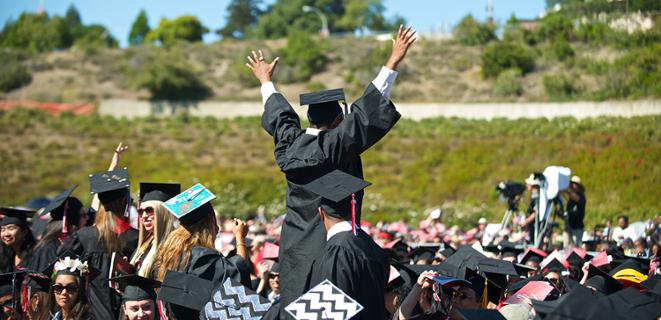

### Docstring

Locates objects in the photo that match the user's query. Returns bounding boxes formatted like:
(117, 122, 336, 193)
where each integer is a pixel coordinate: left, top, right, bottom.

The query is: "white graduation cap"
(285, 279, 363, 320)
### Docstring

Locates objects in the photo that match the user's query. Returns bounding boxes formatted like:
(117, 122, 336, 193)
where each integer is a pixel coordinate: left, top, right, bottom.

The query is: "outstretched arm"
(246, 50, 280, 104)
(372, 25, 417, 101)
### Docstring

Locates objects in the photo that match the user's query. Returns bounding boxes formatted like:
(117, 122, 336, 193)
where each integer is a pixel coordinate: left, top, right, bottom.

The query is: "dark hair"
(33, 221, 70, 253)
(618, 215, 629, 223)
(2, 225, 37, 265)
(48, 272, 91, 319)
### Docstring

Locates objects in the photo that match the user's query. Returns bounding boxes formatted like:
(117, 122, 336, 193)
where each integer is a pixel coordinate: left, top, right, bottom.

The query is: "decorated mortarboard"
(302, 170, 370, 236)
(519, 247, 548, 265)
(0, 207, 34, 227)
(109, 274, 160, 302)
(584, 263, 623, 295)
(262, 241, 280, 261)
(285, 279, 363, 320)
(609, 259, 648, 288)
(504, 280, 555, 305)
(89, 168, 130, 202)
(457, 309, 506, 320)
(163, 183, 216, 226)
(159, 270, 214, 311)
(139, 182, 181, 203)
(589, 250, 613, 268)
(203, 277, 272, 319)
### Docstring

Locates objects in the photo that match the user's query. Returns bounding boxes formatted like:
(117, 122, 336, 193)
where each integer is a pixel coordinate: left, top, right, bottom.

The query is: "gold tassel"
(481, 277, 489, 308)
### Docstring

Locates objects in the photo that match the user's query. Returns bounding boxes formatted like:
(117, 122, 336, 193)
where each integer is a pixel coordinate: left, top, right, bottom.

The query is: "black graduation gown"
(261, 84, 401, 311)
(308, 229, 389, 320)
(164, 246, 251, 320)
(57, 226, 138, 320)
(27, 240, 59, 273)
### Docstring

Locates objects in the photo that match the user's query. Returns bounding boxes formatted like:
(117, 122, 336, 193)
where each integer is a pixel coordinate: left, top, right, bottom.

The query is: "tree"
(218, 0, 262, 39)
(73, 24, 118, 51)
(0, 13, 71, 53)
(128, 10, 150, 46)
(481, 41, 535, 78)
(65, 4, 82, 29)
(146, 15, 209, 47)
(453, 14, 496, 46)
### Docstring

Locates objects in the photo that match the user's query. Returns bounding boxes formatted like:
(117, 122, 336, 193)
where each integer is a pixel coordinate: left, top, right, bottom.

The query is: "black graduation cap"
(513, 263, 537, 277)
(40, 186, 83, 236)
(584, 264, 623, 295)
(0, 207, 34, 227)
(139, 182, 181, 203)
(543, 285, 619, 320)
(489, 241, 524, 259)
(438, 246, 456, 259)
(531, 296, 564, 318)
(506, 274, 544, 294)
(158, 271, 214, 311)
(609, 258, 646, 276)
(89, 168, 130, 203)
(566, 251, 584, 268)
(300, 88, 346, 124)
(25, 271, 52, 293)
(303, 170, 370, 234)
(640, 274, 661, 297)
(542, 258, 567, 274)
(41, 185, 78, 218)
(409, 246, 436, 264)
(464, 267, 487, 301)
(457, 309, 506, 320)
(479, 258, 518, 277)
(109, 274, 161, 302)
(519, 247, 547, 265)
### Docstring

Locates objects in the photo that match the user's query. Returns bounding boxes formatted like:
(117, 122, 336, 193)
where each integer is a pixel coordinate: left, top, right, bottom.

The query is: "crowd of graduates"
(2, 24, 660, 320)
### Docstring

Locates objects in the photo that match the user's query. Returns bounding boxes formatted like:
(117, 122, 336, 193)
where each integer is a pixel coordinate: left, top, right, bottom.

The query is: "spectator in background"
(564, 175, 586, 247)
(633, 237, 648, 257)
(466, 217, 487, 244)
(611, 215, 638, 245)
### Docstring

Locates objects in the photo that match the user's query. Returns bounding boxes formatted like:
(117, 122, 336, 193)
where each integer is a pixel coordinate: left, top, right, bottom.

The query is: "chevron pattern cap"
(204, 278, 272, 320)
(285, 279, 363, 320)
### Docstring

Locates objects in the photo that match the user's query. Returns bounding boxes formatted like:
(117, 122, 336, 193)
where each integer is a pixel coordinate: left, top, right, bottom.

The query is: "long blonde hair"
(154, 205, 216, 282)
(130, 200, 176, 278)
(94, 193, 128, 254)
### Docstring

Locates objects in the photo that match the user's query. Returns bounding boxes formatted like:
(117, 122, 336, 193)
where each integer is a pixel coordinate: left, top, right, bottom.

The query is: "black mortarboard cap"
(444, 246, 486, 277)
(41, 185, 77, 218)
(479, 258, 519, 277)
(542, 258, 567, 274)
(300, 88, 345, 106)
(25, 271, 52, 292)
(513, 263, 537, 277)
(0, 207, 34, 227)
(609, 258, 646, 276)
(301, 88, 346, 124)
(159, 271, 213, 311)
(270, 262, 280, 274)
(439, 246, 456, 259)
(89, 168, 130, 203)
(603, 287, 661, 319)
(506, 274, 544, 294)
(109, 274, 161, 302)
(585, 264, 623, 295)
(139, 182, 181, 203)
(464, 267, 486, 300)
(531, 297, 563, 318)
(457, 309, 506, 320)
(544, 285, 619, 320)
(302, 170, 370, 218)
(494, 241, 524, 258)
(519, 247, 547, 265)
(566, 251, 584, 267)
(409, 246, 436, 263)
(641, 274, 661, 297)
(0, 271, 25, 297)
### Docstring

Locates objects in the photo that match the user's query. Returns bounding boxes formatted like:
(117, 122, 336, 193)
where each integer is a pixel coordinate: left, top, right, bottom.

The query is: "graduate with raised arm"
(246, 25, 417, 315)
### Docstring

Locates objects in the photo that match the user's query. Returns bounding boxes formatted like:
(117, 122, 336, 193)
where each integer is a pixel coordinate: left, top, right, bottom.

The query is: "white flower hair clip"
(54, 256, 89, 276)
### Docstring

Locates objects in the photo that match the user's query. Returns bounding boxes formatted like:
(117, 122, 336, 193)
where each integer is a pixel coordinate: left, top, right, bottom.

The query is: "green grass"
(1, 108, 659, 229)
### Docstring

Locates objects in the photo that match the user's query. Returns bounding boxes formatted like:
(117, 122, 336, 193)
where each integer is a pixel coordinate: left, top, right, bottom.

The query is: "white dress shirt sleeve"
(371, 66, 398, 101)
(261, 81, 277, 105)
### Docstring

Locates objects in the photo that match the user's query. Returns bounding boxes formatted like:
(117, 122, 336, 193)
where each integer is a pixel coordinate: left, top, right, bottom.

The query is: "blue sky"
(0, 0, 546, 47)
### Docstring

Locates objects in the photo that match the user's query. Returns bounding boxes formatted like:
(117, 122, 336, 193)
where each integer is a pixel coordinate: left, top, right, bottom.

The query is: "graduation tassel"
(21, 282, 28, 314)
(124, 188, 131, 218)
(351, 193, 357, 236)
(480, 277, 489, 308)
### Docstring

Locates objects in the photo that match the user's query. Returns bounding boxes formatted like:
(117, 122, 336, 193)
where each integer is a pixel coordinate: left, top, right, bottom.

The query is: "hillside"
(2, 35, 655, 104)
(1, 108, 658, 229)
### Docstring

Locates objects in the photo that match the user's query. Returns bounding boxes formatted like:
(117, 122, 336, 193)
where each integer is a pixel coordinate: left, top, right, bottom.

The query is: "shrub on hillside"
(543, 73, 580, 101)
(0, 62, 32, 92)
(146, 15, 209, 47)
(493, 68, 523, 97)
(576, 22, 610, 45)
(603, 44, 661, 98)
(537, 13, 574, 41)
(453, 14, 496, 46)
(132, 48, 211, 100)
(277, 32, 327, 83)
(551, 37, 574, 61)
(481, 41, 535, 78)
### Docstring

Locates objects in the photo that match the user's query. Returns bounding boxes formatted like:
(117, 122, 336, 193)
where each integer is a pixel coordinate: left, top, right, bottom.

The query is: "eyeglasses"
(138, 207, 154, 215)
(52, 284, 78, 294)
(268, 273, 280, 279)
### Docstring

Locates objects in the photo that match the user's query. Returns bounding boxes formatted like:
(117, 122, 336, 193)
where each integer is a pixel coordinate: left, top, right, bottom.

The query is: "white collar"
(305, 128, 321, 136)
(326, 221, 359, 240)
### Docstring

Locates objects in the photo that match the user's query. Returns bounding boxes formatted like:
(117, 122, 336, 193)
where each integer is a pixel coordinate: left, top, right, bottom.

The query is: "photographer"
(564, 176, 586, 247)
(520, 173, 543, 244)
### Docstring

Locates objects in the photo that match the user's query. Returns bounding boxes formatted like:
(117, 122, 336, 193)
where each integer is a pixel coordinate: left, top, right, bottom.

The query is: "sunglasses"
(268, 273, 280, 279)
(52, 284, 78, 294)
(138, 207, 154, 215)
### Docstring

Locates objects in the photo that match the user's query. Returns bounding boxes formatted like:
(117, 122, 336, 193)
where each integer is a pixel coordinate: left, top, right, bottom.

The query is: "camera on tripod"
(495, 181, 525, 211)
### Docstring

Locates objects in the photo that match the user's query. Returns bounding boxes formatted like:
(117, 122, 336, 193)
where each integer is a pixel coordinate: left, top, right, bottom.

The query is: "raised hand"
(386, 25, 417, 70)
(245, 50, 280, 84)
(108, 142, 129, 171)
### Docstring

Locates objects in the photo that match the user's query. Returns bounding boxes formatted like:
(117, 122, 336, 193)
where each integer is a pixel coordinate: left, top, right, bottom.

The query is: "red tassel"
(21, 281, 28, 313)
(351, 193, 356, 236)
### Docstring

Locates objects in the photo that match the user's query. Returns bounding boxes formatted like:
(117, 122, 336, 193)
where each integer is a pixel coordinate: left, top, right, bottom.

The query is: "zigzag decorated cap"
(163, 183, 216, 226)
